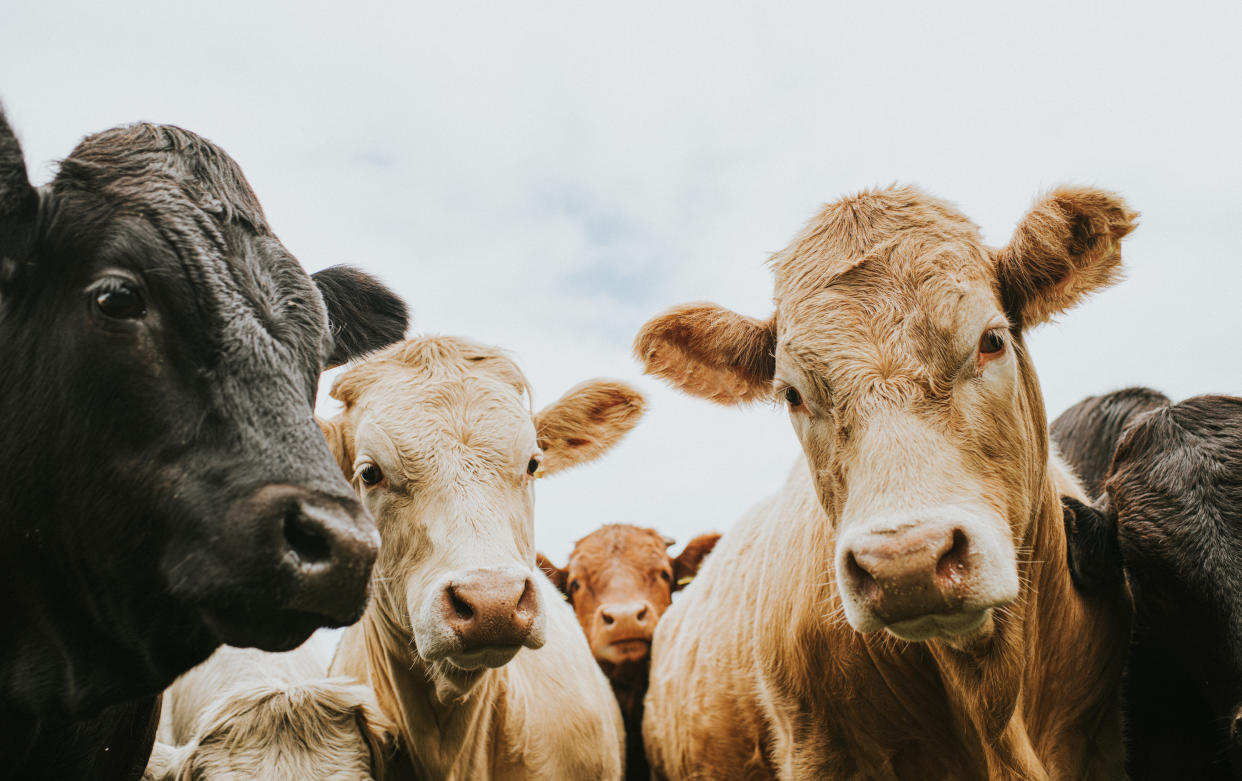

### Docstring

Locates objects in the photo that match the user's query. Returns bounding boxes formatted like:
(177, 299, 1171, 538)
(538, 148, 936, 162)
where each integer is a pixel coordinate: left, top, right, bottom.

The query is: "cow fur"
(635, 185, 1135, 779)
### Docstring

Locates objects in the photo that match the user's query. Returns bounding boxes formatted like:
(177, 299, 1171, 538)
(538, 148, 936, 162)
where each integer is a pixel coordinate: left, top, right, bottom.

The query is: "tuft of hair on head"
(313, 265, 410, 367)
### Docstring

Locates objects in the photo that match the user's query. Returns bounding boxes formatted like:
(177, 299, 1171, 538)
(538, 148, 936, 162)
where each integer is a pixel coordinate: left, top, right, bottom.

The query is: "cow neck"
(360, 595, 512, 777)
(598, 658, 650, 781)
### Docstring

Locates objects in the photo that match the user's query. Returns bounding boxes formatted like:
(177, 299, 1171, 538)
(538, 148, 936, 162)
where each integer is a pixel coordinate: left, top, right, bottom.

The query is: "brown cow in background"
(538, 525, 720, 781)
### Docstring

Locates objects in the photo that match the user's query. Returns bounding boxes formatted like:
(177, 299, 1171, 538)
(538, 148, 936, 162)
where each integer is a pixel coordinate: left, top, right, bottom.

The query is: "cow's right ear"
(535, 552, 569, 595)
(635, 302, 776, 405)
(0, 107, 39, 289)
(312, 265, 409, 368)
(1061, 496, 1123, 596)
(672, 533, 722, 589)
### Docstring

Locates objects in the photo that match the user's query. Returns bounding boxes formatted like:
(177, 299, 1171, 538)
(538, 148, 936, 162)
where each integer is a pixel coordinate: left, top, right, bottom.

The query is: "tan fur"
(324, 335, 641, 780)
(636, 185, 1134, 779)
(148, 646, 396, 781)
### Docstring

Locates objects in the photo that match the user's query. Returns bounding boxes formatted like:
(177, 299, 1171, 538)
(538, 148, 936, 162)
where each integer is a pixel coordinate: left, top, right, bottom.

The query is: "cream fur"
(324, 335, 639, 779)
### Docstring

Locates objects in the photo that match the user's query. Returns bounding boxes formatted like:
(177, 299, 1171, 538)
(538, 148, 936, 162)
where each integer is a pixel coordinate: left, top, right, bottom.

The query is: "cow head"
(636, 185, 1136, 643)
(0, 110, 408, 716)
(1098, 396, 1242, 766)
(320, 336, 646, 698)
(537, 525, 719, 669)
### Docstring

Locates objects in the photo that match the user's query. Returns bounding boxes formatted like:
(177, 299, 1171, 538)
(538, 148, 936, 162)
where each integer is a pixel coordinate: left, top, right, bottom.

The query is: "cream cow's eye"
(358, 463, 384, 486)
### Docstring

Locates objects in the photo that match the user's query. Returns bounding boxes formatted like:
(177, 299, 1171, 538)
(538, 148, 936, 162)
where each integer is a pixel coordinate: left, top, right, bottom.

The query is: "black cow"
(0, 108, 408, 779)
(1054, 389, 1242, 780)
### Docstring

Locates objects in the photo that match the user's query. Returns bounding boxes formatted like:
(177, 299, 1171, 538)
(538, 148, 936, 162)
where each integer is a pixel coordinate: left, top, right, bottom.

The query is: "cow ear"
(672, 532, 721, 590)
(312, 265, 409, 368)
(1061, 496, 1123, 596)
(635, 302, 776, 405)
(317, 416, 354, 479)
(535, 552, 569, 594)
(996, 187, 1137, 329)
(0, 107, 39, 289)
(534, 380, 646, 476)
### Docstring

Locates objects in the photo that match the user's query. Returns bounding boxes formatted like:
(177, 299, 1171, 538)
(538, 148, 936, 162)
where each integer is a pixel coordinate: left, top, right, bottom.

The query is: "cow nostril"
(282, 508, 332, 565)
(448, 587, 474, 621)
(845, 550, 878, 600)
(601, 611, 615, 625)
(936, 529, 970, 585)
(636, 606, 648, 622)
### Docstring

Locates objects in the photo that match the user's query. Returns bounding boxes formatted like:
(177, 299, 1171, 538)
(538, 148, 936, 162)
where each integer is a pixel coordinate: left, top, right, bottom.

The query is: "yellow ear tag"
(676, 576, 695, 587)
(533, 464, 546, 479)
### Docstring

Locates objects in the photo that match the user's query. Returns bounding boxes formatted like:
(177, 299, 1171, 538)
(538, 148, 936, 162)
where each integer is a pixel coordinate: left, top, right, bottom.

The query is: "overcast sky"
(3, 0, 1239, 564)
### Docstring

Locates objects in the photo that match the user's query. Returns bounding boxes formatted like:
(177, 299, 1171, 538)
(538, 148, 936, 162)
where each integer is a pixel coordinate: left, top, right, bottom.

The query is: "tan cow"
(324, 336, 643, 780)
(146, 644, 395, 780)
(537, 525, 721, 781)
(634, 185, 1135, 779)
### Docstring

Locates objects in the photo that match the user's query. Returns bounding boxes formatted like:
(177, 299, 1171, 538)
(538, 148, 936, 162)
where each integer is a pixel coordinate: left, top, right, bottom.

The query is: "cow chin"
(595, 639, 652, 665)
(200, 605, 333, 652)
(884, 608, 994, 643)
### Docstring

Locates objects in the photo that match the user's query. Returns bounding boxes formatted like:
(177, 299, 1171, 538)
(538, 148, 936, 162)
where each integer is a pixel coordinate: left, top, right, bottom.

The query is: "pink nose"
(597, 601, 658, 640)
(438, 571, 539, 651)
(841, 523, 973, 623)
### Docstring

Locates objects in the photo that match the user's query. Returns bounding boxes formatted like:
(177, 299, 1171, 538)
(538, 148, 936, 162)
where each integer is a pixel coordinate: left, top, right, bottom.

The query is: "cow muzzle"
(417, 567, 547, 669)
(836, 511, 1019, 641)
(592, 601, 659, 664)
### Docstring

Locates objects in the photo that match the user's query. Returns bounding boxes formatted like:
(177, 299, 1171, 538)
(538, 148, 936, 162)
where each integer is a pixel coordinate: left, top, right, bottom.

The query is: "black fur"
(1051, 386, 1170, 500)
(312, 264, 409, 366)
(0, 106, 408, 779)
(1054, 390, 1242, 779)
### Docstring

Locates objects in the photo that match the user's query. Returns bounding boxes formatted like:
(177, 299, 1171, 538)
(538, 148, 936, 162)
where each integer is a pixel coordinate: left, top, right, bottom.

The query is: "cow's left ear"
(672, 532, 722, 590)
(535, 552, 569, 594)
(996, 187, 1137, 329)
(311, 265, 409, 368)
(534, 380, 646, 476)
(0, 107, 39, 289)
(1061, 496, 1123, 596)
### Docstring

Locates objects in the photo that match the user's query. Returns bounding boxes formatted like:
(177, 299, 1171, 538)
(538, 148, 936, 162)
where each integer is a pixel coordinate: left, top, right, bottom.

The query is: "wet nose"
(439, 570, 540, 651)
(599, 602, 658, 638)
(841, 523, 972, 623)
(249, 485, 379, 624)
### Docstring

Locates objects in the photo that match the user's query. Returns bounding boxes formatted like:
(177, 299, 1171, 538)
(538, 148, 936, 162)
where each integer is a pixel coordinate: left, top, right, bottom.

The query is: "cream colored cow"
(324, 336, 641, 780)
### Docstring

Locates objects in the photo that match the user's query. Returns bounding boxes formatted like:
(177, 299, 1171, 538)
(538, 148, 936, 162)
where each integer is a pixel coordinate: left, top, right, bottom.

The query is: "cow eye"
(783, 387, 803, 408)
(659, 570, 672, 583)
(527, 455, 544, 478)
(979, 328, 1007, 358)
(91, 278, 147, 321)
(568, 580, 580, 596)
(357, 463, 384, 487)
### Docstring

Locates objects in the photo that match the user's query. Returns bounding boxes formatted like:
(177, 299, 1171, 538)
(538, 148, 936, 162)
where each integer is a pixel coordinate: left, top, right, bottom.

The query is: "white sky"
(3, 0, 1239, 564)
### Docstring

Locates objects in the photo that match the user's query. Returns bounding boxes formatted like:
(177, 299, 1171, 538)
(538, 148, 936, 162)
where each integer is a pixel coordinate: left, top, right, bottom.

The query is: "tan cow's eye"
(659, 570, 672, 584)
(784, 387, 803, 408)
(568, 580, 580, 596)
(358, 463, 384, 486)
(979, 328, 1007, 358)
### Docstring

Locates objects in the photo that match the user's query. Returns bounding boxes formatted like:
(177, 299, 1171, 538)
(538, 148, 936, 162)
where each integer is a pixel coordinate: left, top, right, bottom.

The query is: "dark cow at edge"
(0, 107, 407, 780)
(538, 525, 720, 781)
(1054, 388, 1242, 779)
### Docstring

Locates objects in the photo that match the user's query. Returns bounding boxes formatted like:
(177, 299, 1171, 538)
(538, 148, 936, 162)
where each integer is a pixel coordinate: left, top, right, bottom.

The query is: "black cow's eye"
(659, 570, 672, 583)
(568, 580, 580, 596)
(979, 328, 1006, 356)
(358, 463, 384, 486)
(784, 387, 803, 407)
(93, 280, 147, 320)
(527, 455, 543, 477)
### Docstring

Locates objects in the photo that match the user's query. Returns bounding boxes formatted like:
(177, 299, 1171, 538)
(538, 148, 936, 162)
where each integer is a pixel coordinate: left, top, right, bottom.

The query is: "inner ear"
(1061, 496, 1123, 596)
(534, 379, 646, 476)
(635, 302, 776, 404)
(312, 265, 409, 367)
(995, 187, 1137, 329)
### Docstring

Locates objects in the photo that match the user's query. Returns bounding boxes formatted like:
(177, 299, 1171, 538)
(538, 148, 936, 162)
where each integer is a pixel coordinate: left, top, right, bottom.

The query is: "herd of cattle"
(0, 104, 1239, 781)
